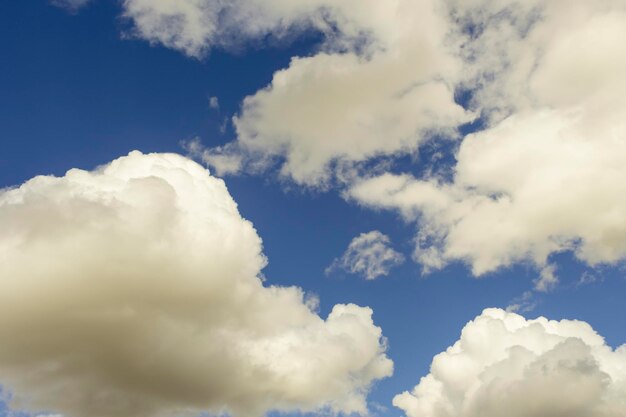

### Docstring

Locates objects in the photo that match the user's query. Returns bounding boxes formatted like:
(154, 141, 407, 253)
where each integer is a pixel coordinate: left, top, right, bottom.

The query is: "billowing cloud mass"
(348, 0, 626, 285)
(0, 151, 392, 417)
(123, 0, 472, 186)
(111, 1, 626, 279)
(394, 308, 626, 417)
(327, 231, 404, 280)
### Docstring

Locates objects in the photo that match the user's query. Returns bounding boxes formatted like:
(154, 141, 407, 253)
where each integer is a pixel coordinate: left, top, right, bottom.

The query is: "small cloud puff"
(328, 231, 404, 280)
(209, 96, 219, 110)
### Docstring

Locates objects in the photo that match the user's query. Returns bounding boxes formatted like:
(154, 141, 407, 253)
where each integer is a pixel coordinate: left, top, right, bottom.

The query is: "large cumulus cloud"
(394, 308, 626, 417)
(0, 151, 392, 417)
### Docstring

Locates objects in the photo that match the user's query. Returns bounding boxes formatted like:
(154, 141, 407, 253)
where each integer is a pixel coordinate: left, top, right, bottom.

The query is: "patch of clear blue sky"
(1, 2, 625, 417)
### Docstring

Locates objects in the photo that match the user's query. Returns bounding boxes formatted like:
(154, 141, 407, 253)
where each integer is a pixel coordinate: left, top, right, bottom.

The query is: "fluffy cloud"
(122, 0, 472, 186)
(122, 0, 324, 58)
(84, 1, 626, 280)
(394, 308, 626, 417)
(449, 0, 626, 117)
(0, 151, 392, 417)
(327, 231, 404, 280)
(348, 1, 626, 286)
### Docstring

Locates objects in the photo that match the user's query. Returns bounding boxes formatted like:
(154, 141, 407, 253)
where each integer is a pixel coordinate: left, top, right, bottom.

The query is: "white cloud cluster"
(449, 0, 626, 118)
(349, 0, 626, 284)
(123, 0, 472, 186)
(99, 1, 626, 280)
(327, 231, 404, 280)
(0, 151, 392, 417)
(394, 308, 626, 417)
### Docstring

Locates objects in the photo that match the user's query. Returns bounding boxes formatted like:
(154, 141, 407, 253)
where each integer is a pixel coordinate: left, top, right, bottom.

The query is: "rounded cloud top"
(394, 308, 626, 417)
(0, 151, 392, 417)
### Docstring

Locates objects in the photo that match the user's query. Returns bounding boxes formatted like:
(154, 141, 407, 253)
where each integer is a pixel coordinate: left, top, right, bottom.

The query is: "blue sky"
(1, 1, 626, 417)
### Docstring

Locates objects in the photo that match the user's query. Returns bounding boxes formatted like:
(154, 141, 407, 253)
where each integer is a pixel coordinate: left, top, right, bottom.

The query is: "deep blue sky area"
(1, 2, 625, 417)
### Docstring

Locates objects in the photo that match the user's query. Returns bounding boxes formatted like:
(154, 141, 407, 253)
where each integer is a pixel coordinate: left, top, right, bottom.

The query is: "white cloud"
(327, 231, 404, 280)
(394, 308, 626, 417)
(83, 0, 626, 281)
(348, 1, 626, 283)
(183, 138, 244, 177)
(0, 151, 392, 417)
(449, 0, 626, 118)
(534, 264, 558, 293)
(121, 0, 472, 186)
